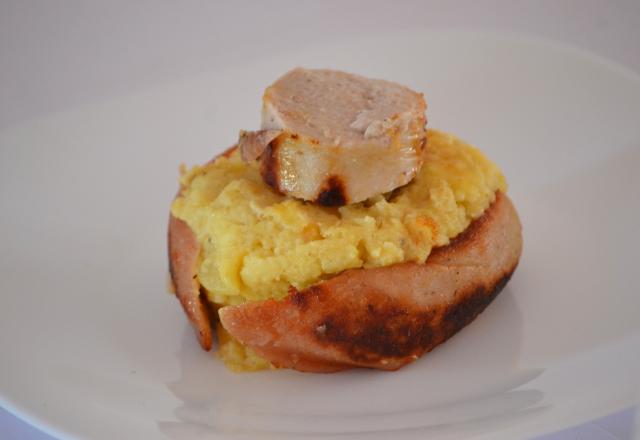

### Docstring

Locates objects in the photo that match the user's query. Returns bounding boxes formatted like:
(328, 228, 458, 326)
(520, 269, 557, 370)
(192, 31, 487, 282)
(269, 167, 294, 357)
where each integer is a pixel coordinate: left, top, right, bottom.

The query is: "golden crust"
(168, 147, 522, 371)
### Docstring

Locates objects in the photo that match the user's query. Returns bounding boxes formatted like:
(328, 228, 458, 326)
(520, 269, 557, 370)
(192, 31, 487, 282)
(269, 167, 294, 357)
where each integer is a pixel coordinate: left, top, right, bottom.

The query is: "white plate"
(1, 30, 639, 440)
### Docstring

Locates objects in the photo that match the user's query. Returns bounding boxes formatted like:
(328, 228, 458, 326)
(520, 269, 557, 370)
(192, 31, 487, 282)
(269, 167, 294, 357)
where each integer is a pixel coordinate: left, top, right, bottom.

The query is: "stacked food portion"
(168, 68, 522, 372)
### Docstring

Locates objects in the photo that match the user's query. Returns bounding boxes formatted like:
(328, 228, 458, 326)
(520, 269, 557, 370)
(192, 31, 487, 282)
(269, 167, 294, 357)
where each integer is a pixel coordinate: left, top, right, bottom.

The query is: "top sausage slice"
(238, 68, 427, 205)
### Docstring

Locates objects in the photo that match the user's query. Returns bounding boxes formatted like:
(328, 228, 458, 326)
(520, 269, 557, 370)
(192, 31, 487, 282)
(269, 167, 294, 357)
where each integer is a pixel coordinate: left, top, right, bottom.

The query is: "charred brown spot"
(291, 133, 299, 140)
(316, 176, 347, 206)
(314, 292, 436, 363)
(260, 142, 282, 192)
(290, 285, 324, 310)
(442, 269, 513, 335)
(289, 287, 307, 309)
(313, 268, 515, 364)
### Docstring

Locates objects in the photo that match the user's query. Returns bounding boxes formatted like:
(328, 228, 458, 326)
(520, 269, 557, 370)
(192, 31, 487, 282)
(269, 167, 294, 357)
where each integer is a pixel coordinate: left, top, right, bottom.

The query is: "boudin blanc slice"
(238, 68, 428, 205)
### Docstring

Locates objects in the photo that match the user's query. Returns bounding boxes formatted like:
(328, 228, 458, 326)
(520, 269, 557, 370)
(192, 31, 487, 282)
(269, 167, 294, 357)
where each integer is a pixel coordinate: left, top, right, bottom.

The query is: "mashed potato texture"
(171, 129, 506, 370)
(172, 129, 506, 305)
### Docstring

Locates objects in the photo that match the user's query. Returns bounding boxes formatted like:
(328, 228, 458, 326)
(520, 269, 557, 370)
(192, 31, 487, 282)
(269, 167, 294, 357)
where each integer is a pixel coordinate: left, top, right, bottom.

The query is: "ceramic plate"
(1, 30, 639, 440)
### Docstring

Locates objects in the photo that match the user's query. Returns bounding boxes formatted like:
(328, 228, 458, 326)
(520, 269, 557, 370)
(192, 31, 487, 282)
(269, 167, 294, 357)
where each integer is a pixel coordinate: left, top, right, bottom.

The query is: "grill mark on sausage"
(316, 176, 347, 206)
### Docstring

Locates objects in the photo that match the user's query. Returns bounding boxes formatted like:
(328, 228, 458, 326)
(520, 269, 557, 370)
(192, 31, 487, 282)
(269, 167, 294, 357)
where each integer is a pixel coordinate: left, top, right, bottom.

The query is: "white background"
(1, 1, 639, 438)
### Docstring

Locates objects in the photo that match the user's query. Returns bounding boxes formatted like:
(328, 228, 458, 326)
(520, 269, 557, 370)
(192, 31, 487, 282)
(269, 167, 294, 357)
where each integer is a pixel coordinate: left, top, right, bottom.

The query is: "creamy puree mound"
(172, 129, 506, 305)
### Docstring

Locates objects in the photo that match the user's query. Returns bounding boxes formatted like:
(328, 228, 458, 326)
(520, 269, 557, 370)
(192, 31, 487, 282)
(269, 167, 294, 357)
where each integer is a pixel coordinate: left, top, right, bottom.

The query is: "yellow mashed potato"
(171, 129, 506, 370)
